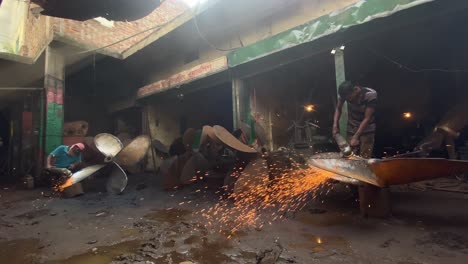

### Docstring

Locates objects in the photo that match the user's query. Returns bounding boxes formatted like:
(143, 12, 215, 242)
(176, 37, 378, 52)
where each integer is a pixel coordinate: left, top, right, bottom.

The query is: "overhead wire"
(366, 47, 468, 73)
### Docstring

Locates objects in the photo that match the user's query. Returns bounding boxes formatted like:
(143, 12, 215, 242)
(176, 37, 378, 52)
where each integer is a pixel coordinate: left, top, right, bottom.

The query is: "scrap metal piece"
(106, 162, 128, 195)
(152, 139, 169, 154)
(201, 125, 218, 145)
(254, 122, 268, 146)
(308, 153, 381, 187)
(183, 128, 196, 149)
(213, 125, 257, 154)
(94, 133, 123, 161)
(234, 158, 269, 194)
(180, 152, 210, 185)
(115, 135, 151, 167)
(370, 158, 468, 186)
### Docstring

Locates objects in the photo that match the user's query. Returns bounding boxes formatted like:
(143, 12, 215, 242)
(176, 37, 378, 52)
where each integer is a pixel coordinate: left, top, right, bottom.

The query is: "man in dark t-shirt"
(333, 81, 377, 158)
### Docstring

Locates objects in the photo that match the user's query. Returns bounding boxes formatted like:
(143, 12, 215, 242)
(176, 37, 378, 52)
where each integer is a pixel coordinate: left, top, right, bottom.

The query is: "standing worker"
(333, 81, 377, 158)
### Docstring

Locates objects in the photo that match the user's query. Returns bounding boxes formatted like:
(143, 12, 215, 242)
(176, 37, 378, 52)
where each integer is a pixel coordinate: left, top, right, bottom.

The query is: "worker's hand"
(350, 136, 360, 147)
(332, 125, 340, 136)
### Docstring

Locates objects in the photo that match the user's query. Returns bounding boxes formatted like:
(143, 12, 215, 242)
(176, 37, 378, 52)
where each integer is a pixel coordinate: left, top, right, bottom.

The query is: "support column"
(334, 47, 347, 137)
(43, 46, 65, 157)
(233, 78, 260, 147)
(232, 79, 241, 130)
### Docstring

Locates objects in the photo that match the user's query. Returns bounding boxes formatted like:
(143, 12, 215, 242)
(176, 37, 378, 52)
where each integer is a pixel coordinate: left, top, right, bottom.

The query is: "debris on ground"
(256, 240, 284, 264)
(380, 238, 400, 248)
(418, 231, 468, 250)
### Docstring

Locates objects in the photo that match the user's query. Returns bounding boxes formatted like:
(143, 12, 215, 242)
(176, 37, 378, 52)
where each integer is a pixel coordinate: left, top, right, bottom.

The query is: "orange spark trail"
(196, 162, 334, 235)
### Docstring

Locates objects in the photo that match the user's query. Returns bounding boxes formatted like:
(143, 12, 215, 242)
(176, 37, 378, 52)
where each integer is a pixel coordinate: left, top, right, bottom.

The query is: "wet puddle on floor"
(0, 238, 42, 264)
(47, 240, 143, 264)
(119, 228, 140, 239)
(189, 238, 234, 263)
(144, 208, 192, 224)
(295, 211, 352, 227)
(289, 234, 350, 253)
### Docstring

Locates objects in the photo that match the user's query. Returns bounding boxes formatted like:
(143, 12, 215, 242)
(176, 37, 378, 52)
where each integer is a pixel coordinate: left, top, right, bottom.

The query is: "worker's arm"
(46, 155, 55, 169)
(333, 100, 345, 135)
(351, 106, 375, 145)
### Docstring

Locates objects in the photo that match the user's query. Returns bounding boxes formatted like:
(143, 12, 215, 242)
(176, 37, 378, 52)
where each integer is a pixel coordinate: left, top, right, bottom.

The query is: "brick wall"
(52, 0, 188, 56)
(22, 4, 53, 59)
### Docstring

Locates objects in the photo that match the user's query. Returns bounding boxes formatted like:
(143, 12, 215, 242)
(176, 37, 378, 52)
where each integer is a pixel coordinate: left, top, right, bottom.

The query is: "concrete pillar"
(43, 46, 65, 156)
(232, 79, 243, 130)
(232, 78, 256, 144)
(334, 47, 348, 137)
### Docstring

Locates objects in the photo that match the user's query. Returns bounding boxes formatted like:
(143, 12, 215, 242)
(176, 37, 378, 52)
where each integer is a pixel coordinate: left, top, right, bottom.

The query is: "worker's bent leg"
(359, 133, 375, 159)
(359, 184, 391, 218)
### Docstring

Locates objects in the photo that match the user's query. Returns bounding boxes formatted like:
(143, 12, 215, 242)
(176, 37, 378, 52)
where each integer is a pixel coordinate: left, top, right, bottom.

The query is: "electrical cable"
(367, 47, 468, 73)
(75, 23, 164, 55)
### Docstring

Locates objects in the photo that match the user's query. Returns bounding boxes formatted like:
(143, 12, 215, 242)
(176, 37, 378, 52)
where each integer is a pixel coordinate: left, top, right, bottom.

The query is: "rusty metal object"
(183, 128, 196, 149)
(309, 155, 380, 186)
(213, 125, 257, 154)
(370, 158, 468, 186)
(234, 158, 269, 194)
(416, 103, 468, 154)
(309, 153, 468, 187)
(152, 139, 169, 154)
(254, 122, 268, 146)
(63, 121, 89, 136)
(115, 135, 151, 168)
(201, 125, 218, 145)
(239, 122, 251, 144)
(117, 133, 133, 146)
(163, 153, 192, 190)
(94, 133, 123, 160)
(180, 152, 210, 185)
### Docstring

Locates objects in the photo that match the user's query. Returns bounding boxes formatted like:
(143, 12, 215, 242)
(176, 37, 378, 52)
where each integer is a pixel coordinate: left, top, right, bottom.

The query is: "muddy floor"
(1, 174, 467, 264)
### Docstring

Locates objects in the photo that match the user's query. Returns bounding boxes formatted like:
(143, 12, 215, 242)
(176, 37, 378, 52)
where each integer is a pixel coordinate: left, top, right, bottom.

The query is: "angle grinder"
(333, 133, 353, 157)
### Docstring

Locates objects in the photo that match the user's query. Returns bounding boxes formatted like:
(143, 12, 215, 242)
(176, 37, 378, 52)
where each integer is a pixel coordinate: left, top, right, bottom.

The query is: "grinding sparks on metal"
(195, 162, 334, 238)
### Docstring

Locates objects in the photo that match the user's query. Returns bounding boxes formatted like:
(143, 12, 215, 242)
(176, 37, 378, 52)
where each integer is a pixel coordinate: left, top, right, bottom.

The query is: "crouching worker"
(45, 143, 85, 187)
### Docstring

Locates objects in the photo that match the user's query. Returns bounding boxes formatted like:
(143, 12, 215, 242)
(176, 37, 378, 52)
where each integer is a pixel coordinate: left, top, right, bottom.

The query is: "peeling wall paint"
(0, 0, 28, 54)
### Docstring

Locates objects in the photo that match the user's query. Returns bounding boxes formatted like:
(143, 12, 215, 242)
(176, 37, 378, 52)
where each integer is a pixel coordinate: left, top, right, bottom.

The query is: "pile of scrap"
(159, 125, 257, 190)
(155, 124, 299, 195)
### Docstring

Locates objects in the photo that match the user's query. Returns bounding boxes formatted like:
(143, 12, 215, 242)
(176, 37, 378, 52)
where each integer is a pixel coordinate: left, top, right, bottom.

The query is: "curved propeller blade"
(114, 135, 151, 168)
(213, 125, 257, 154)
(60, 164, 106, 190)
(106, 162, 128, 195)
(234, 158, 269, 194)
(94, 133, 123, 159)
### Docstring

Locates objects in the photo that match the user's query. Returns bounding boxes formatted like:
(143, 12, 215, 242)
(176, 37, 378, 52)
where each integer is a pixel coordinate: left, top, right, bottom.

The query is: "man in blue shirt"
(46, 143, 85, 176)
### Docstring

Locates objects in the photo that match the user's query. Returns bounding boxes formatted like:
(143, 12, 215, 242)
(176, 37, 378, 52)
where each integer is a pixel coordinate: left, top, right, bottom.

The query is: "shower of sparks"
(194, 161, 335, 236)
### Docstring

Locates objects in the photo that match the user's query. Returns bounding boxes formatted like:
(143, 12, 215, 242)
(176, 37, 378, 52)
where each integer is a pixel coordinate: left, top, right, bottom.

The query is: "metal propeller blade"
(234, 158, 269, 194)
(106, 162, 128, 195)
(94, 133, 123, 161)
(308, 155, 381, 187)
(114, 135, 151, 168)
(63, 164, 107, 188)
(213, 125, 257, 154)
